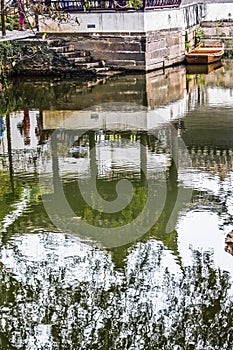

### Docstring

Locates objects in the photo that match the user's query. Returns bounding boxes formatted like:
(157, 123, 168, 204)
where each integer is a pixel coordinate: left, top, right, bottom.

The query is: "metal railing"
(37, 0, 182, 12)
(144, 0, 181, 9)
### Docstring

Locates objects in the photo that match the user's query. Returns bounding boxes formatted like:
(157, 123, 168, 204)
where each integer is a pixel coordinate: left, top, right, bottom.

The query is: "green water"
(0, 61, 233, 349)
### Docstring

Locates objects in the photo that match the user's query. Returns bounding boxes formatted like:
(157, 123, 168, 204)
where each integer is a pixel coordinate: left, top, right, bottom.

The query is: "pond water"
(0, 61, 233, 349)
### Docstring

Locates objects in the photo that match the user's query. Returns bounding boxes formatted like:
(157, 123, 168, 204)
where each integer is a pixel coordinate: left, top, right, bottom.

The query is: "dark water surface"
(0, 61, 233, 349)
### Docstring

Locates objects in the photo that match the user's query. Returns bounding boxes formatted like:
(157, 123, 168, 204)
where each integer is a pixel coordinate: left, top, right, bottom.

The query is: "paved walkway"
(0, 29, 36, 42)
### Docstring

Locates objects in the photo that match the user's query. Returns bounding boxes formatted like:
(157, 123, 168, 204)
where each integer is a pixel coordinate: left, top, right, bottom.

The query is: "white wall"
(39, 4, 199, 33)
(39, 12, 145, 33)
(39, 2, 233, 33)
(203, 3, 233, 22)
(144, 9, 183, 31)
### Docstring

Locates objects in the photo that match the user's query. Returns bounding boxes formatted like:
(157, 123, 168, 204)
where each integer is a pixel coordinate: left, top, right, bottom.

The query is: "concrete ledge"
(39, 4, 201, 33)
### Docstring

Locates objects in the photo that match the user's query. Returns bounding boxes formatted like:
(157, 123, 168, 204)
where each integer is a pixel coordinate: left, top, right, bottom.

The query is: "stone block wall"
(46, 33, 147, 71)
(37, 3, 203, 72)
(146, 29, 185, 71)
(200, 21, 233, 51)
(46, 27, 186, 72)
(185, 24, 199, 50)
(146, 66, 186, 109)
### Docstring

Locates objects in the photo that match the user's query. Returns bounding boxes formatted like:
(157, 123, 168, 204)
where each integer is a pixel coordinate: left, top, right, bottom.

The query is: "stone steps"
(91, 66, 110, 73)
(95, 70, 123, 78)
(74, 61, 102, 69)
(46, 38, 65, 47)
(50, 45, 75, 54)
(46, 40, 112, 74)
(67, 56, 92, 64)
(15, 36, 120, 77)
(50, 46, 91, 57)
(63, 51, 91, 58)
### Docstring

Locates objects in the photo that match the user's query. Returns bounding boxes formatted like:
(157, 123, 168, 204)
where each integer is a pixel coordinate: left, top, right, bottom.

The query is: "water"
(0, 61, 233, 349)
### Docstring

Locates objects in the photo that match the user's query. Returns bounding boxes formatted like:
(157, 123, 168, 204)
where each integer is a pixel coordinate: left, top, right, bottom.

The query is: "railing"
(37, 0, 182, 12)
(144, 0, 181, 10)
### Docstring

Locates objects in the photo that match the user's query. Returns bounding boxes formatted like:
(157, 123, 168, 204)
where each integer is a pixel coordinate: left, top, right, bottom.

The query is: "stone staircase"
(14, 36, 121, 77)
(200, 22, 233, 57)
(46, 38, 118, 77)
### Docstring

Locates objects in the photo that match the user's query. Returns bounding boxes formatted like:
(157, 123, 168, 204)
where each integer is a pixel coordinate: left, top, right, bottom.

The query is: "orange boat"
(185, 44, 224, 64)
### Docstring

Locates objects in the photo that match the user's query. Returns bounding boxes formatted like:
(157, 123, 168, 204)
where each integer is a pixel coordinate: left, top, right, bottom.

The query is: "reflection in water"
(0, 62, 233, 349)
(1, 233, 232, 349)
(225, 230, 233, 256)
(17, 110, 31, 146)
(0, 117, 5, 138)
(186, 60, 224, 75)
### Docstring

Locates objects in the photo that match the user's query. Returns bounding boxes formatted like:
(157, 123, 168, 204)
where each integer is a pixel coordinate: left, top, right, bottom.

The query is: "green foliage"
(195, 27, 206, 45)
(83, 0, 92, 12)
(0, 85, 18, 117)
(215, 20, 224, 36)
(82, 0, 142, 11)
(82, 186, 147, 228)
(185, 41, 191, 52)
(0, 65, 8, 89)
(0, 41, 22, 88)
(224, 50, 233, 58)
(196, 74, 206, 87)
(0, 41, 69, 86)
(0, 14, 19, 31)
(0, 42, 14, 88)
(126, 0, 142, 9)
(0, 41, 15, 64)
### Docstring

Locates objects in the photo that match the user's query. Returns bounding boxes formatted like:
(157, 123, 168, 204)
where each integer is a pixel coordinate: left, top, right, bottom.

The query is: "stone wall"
(146, 29, 185, 71)
(145, 66, 186, 109)
(43, 33, 146, 71)
(200, 21, 233, 51)
(45, 27, 186, 72)
(14, 3, 233, 73)
(38, 3, 202, 71)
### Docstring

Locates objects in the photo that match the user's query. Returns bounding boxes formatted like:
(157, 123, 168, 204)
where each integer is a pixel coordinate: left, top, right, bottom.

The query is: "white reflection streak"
(1, 188, 30, 233)
(177, 210, 233, 294)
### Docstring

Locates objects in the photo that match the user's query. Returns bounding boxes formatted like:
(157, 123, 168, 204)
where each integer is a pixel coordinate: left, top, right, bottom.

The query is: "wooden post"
(1, 0, 6, 37)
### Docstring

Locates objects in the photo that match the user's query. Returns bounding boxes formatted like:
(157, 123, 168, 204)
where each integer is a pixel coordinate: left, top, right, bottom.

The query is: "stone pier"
(39, 2, 204, 71)
(2, 1, 233, 73)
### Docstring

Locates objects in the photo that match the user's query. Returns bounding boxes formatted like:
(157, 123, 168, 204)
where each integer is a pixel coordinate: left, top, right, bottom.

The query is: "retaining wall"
(200, 21, 233, 52)
(40, 3, 203, 71)
(33, 2, 233, 71)
(44, 29, 186, 71)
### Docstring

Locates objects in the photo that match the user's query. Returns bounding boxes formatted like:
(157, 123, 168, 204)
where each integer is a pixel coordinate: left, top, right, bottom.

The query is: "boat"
(185, 43, 224, 65)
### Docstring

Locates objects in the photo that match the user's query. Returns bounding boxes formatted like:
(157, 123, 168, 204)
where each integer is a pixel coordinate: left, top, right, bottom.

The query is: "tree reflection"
(0, 237, 232, 349)
(1, 64, 233, 349)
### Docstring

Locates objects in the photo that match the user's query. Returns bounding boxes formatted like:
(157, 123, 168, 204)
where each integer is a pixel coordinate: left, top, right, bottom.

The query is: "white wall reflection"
(177, 210, 233, 282)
